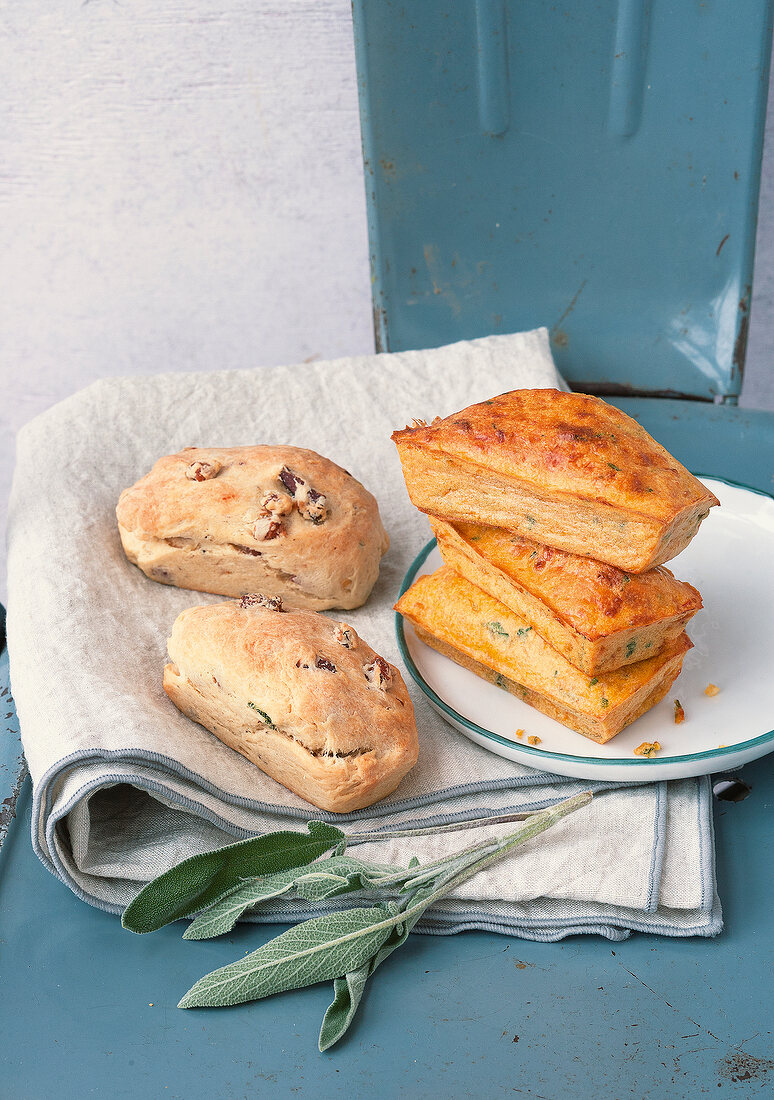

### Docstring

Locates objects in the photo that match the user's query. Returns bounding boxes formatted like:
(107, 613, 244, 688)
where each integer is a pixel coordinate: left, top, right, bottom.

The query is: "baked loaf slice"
(431, 518, 702, 675)
(395, 567, 691, 744)
(392, 389, 719, 572)
(163, 595, 418, 813)
(117, 445, 389, 609)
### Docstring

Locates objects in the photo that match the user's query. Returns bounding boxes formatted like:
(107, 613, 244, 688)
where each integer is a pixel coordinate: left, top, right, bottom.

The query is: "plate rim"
(394, 473, 774, 770)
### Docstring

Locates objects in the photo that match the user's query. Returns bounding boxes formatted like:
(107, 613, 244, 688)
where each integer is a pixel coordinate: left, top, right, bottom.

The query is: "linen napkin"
(5, 329, 721, 940)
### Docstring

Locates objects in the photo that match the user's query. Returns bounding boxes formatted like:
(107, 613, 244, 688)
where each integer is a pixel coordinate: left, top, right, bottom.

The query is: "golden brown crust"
(431, 518, 702, 674)
(395, 566, 691, 743)
(393, 389, 716, 519)
(163, 601, 418, 813)
(117, 445, 389, 609)
(392, 390, 718, 571)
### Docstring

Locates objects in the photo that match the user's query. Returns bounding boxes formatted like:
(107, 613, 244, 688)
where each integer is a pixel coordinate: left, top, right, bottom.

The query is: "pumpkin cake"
(395, 566, 692, 744)
(431, 517, 702, 675)
(392, 389, 718, 572)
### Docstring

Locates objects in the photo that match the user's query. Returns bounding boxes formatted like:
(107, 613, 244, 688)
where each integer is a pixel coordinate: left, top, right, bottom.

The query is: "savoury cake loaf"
(117, 445, 389, 609)
(163, 595, 418, 813)
(392, 390, 718, 572)
(431, 518, 702, 675)
(395, 566, 691, 744)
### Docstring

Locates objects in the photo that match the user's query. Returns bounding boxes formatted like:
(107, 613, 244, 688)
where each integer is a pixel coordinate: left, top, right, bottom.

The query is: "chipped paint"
(0, 759, 27, 850)
(551, 279, 588, 341)
(733, 284, 752, 378)
(423, 244, 444, 297)
(1, 611, 27, 852)
(422, 244, 461, 317)
(372, 303, 388, 352)
(716, 1051, 774, 1084)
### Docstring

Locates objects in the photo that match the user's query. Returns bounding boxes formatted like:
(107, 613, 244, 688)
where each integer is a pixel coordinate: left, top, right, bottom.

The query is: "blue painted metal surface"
(1, 402, 774, 1097)
(352, 0, 773, 400)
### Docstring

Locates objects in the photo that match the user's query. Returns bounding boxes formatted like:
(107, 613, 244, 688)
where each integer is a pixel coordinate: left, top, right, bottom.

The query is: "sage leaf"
(178, 906, 397, 1008)
(183, 855, 393, 941)
(318, 887, 434, 1051)
(293, 857, 395, 901)
(123, 821, 344, 934)
(319, 924, 411, 1051)
(182, 878, 296, 941)
(319, 971, 370, 1051)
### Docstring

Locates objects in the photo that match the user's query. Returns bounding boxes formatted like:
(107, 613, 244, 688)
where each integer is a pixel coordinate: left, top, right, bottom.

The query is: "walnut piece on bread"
(185, 459, 222, 482)
(364, 656, 392, 690)
(116, 445, 389, 609)
(239, 592, 285, 612)
(163, 601, 418, 813)
(334, 623, 358, 648)
(259, 490, 294, 516)
(392, 389, 719, 573)
(279, 465, 329, 524)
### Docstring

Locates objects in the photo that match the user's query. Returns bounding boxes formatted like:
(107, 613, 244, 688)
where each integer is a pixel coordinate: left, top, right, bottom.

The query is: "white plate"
(396, 476, 774, 782)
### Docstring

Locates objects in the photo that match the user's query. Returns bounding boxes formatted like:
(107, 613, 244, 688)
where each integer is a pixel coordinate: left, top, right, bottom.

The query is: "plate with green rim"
(395, 476, 774, 782)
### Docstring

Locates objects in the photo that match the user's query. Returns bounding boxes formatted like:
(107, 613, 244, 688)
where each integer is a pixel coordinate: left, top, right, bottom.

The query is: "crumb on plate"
(527, 735, 541, 746)
(704, 683, 720, 697)
(515, 729, 524, 739)
(673, 699, 685, 724)
(634, 741, 661, 758)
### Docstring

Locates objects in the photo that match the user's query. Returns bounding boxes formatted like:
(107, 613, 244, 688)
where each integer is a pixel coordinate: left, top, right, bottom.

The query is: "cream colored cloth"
(5, 329, 720, 939)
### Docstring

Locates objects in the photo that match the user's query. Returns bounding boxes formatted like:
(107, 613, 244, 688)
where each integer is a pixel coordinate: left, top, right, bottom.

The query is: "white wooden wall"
(0, 1, 374, 598)
(1, 3, 772, 600)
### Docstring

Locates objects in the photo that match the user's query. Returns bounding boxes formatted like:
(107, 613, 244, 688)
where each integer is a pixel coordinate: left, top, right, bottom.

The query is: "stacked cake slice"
(392, 389, 718, 745)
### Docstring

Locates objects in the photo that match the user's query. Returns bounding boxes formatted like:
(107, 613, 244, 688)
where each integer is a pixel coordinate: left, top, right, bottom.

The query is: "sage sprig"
(123, 791, 591, 1049)
(123, 809, 541, 935)
(122, 821, 345, 934)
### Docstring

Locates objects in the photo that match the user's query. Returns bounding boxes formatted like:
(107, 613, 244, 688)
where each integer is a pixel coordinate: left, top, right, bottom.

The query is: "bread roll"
(163, 596, 418, 812)
(117, 445, 389, 609)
